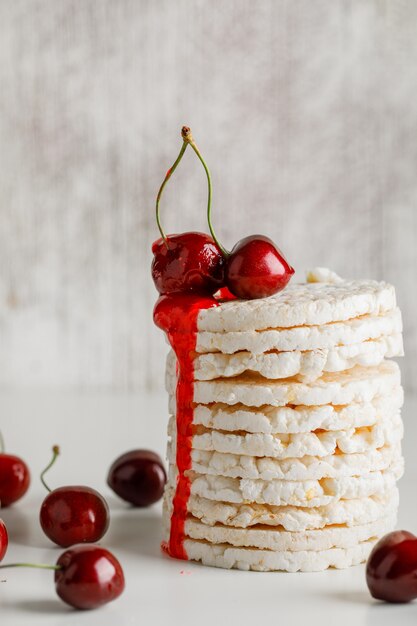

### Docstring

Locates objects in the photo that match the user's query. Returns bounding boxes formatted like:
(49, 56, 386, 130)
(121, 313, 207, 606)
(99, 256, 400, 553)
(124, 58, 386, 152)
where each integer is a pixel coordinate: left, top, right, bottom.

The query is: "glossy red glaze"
(154, 293, 219, 559)
(226, 235, 294, 299)
(40, 486, 110, 548)
(107, 450, 167, 507)
(55, 545, 125, 610)
(0, 454, 30, 507)
(0, 519, 8, 562)
(151, 232, 225, 295)
(366, 530, 417, 603)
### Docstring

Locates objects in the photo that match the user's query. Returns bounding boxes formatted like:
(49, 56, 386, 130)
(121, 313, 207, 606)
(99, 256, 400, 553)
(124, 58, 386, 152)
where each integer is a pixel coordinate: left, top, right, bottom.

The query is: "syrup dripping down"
(154, 293, 219, 559)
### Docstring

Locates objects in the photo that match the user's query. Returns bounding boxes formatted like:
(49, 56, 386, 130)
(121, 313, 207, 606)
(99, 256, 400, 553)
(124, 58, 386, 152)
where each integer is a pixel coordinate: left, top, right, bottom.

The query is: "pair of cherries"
(152, 127, 294, 300)
(1, 507, 123, 611)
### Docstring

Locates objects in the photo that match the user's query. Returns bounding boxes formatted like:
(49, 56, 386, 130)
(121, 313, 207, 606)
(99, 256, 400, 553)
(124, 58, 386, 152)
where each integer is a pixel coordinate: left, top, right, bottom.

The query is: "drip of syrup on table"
(154, 290, 234, 559)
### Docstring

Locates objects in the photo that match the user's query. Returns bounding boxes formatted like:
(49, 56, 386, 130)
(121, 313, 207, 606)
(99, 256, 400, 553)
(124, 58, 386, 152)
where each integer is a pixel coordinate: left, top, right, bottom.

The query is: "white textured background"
(0, 0, 416, 392)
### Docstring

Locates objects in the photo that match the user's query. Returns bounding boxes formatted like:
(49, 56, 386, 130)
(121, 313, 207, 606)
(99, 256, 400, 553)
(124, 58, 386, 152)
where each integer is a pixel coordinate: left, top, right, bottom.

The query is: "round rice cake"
(197, 277, 396, 332)
(185, 390, 404, 434)
(179, 514, 396, 552)
(181, 536, 379, 572)
(169, 389, 404, 434)
(179, 488, 399, 530)
(196, 308, 402, 355)
(168, 413, 403, 459)
(177, 460, 403, 507)
(191, 334, 403, 382)
(166, 444, 402, 481)
(166, 359, 401, 407)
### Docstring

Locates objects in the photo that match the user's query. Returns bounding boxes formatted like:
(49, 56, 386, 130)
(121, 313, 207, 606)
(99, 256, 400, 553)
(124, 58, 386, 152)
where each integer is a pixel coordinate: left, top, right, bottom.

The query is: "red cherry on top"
(107, 450, 167, 507)
(152, 232, 225, 295)
(55, 545, 125, 610)
(0, 440, 30, 507)
(0, 519, 8, 562)
(225, 235, 294, 299)
(152, 127, 294, 301)
(366, 530, 417, 603)
(39, 447, 110, 548)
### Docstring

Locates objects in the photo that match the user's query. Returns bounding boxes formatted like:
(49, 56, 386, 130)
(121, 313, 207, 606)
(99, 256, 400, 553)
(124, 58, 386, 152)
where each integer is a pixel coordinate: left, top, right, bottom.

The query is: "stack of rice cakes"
(164, 269, 404, 572)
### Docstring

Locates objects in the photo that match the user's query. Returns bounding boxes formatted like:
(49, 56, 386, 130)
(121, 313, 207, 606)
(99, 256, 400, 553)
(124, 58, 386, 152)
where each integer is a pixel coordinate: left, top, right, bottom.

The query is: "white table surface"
(0, 390, 416, 626)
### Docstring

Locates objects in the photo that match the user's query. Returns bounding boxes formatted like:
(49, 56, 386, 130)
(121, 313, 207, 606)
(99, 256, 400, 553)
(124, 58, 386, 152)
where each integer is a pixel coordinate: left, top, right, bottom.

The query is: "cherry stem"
(181, 126, 229, 257)
(0, 563, 61, 571)
(40, 445, 60, 493)
(0, 431, 4, 454)
(155, 140, 188, 244)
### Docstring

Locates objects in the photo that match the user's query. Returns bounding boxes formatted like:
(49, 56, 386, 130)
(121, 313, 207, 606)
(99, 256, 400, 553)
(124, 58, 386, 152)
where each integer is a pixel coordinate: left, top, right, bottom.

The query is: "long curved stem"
(40, 446, 60, 493)
(0, 563, 61, 571)
(181, 126, 228, 257)
(155, 141, 188, 243)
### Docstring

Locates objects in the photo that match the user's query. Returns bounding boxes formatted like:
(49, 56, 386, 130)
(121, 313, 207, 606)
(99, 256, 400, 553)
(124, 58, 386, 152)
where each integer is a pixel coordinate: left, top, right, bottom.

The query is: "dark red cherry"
(366, 530, 417, 603)
(107, 450, 167, 507)
(152, 232, 225, 295)
(0, 453, 30, 507)
(55, 545, 125, 610)
(0, 519, 8, 562)
(40, 486, 110, 548)
(226, 235, 294, 299)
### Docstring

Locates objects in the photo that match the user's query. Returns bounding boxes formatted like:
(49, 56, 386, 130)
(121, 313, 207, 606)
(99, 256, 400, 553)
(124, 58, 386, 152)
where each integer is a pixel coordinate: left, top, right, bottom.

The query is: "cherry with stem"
(152, 127, 225, 296)
(0, 545, 125, 610)
(39, 446, 110, 548)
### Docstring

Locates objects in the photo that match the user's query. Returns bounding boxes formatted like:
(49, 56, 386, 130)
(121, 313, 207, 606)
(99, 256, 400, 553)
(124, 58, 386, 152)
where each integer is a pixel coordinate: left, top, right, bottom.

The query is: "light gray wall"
(0, 0, 416, 391)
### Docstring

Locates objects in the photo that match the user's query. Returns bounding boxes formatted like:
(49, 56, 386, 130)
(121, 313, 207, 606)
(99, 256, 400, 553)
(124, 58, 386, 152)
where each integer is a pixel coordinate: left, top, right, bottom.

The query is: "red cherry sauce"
(154, 293, 219, 560)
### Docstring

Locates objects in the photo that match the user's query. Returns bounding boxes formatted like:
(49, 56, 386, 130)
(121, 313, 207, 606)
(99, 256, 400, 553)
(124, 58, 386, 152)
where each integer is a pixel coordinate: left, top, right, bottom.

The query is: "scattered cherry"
(0, 432, 30, 507)
(152, 232, 225, 295)
(366, 530, 417, 603)
(225, 235, 294, 299)
(39, 446, 110, 548)
(0, 545, 125, 610)
(0, 519, 8, 562)
(107, 449, 167, 507)
(55, 545, 125, 610)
